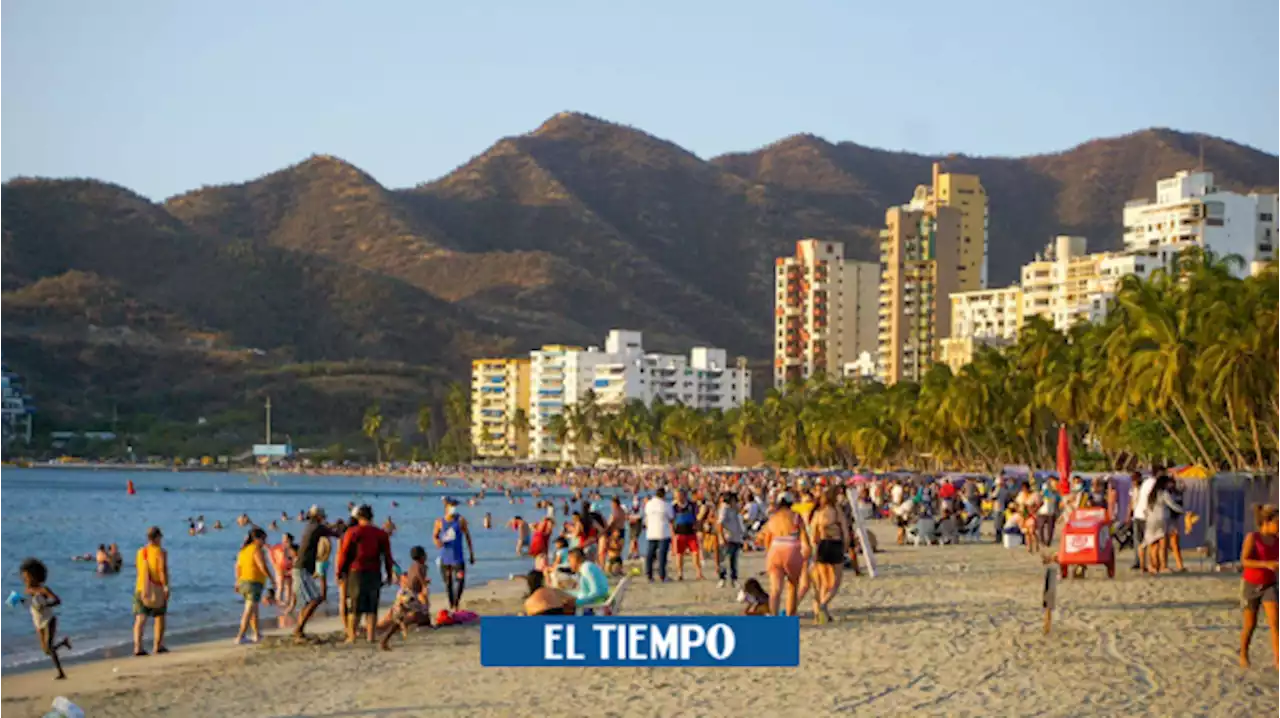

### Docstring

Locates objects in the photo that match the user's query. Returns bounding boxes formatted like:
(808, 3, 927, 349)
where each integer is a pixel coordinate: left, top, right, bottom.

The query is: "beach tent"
(1211, 473, 1279, 564)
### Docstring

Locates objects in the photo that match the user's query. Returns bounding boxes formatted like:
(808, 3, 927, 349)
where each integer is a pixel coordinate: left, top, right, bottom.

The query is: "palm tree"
(416, 404, 433, 456)
(362, 403, 384, 463)
(510, 408, 531, 460)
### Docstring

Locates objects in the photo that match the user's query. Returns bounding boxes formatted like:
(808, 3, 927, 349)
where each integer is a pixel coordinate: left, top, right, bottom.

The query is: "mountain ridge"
(4, 115, 1276, 443)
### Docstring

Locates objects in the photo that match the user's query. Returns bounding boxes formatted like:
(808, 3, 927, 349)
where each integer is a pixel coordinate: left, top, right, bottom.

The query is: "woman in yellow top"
(234, 528, 274, 645)
(133, 526, 169, 656)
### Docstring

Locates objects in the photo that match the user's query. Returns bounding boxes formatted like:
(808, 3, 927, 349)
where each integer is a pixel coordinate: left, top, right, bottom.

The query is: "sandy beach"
(4, 538, 1276, 718)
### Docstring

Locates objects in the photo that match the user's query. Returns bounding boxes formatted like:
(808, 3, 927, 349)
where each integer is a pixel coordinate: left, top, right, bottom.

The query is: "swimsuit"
(767, 517, 805, 582)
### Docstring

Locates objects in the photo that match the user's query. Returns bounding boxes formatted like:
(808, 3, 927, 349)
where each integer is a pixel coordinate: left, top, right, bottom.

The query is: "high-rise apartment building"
(517, 331, 751, 463)
(470, 357, 531, 458)
(907, 163, 989, 291)
(1123, 170, 1277, 276)
(876, 204, 963, 384)
(773, 239, 877, 388)
(942, 236, 1163, 370)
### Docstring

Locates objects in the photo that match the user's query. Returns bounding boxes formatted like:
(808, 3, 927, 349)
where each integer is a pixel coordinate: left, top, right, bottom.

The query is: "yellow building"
(907, 162, 988, 292)
(470, 357, 531, 459)
(876, 204, 962, 384)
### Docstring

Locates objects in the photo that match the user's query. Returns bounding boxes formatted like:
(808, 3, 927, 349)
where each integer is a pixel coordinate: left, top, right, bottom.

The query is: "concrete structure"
(841, 352, 877, 382)
(876, 203, 963, 384)
(522, 331, 751, 462)
(913, 162, 989, 290)
(773, 239, 877, 388)
(1, 363, 34, 445)
(942, 238, 1163, 370)
(469, 357, 531, 459)
(949, 285, 1023, 342)
(528, 345, 580, 462)
(938, 335, 1014, 373)
(1122, 170, 1277, 276)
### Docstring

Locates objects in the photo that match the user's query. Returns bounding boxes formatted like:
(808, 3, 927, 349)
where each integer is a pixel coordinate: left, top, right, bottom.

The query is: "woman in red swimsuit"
(1239, 504, 1279, 668)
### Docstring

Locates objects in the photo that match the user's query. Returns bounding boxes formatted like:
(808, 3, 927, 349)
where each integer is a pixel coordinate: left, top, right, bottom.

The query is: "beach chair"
(580, 576, 631, 616)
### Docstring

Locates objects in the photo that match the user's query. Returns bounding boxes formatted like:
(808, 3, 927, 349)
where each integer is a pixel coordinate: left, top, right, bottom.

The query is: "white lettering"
(651, 624, 679, 659)
(628, 623, 645, 659)
(678, 625, 706, 659)
(593, 624, 615, 660)
(706, 624, 735, 660)
(565, 625, 585, 660)
(544, 624, 563, 660)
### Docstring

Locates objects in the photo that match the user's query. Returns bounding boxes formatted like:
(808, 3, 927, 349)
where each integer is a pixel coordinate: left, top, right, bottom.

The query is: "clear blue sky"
(3, 0, 1276, 200)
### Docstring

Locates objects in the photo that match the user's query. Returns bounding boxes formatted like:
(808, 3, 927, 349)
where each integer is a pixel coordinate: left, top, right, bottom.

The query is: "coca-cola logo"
(1065, 534, 1095, 552)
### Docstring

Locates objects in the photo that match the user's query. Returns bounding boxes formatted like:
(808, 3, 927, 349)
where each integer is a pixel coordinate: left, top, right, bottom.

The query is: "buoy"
(126, 480, 136, 495)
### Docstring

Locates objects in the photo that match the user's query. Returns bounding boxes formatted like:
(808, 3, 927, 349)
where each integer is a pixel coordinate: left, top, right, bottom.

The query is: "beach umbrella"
(1056, 425, 1071, 495)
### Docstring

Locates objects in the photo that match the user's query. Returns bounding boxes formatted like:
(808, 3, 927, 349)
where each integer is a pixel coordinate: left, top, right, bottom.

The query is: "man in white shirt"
(643, 488, 675, 582)
(1131, 471, 1156, 570)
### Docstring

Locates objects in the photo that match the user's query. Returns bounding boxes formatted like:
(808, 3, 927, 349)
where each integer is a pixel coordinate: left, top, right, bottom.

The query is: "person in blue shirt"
(567, 548, 609, 611)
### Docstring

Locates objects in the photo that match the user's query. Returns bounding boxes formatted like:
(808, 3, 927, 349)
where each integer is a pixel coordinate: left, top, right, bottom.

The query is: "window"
(1261, 213, 1274, 221)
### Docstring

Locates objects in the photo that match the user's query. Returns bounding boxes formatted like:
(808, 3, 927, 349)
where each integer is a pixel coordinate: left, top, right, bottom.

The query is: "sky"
(3, 0, 1277, 200)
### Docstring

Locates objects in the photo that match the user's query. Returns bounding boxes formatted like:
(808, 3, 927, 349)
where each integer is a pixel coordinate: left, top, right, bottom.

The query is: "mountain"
(4, 115, 1276, 446)
(711, 128, 1280, 282)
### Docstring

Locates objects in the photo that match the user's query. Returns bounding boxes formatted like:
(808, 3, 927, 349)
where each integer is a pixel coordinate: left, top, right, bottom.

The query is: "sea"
(0, 468, 575, 670)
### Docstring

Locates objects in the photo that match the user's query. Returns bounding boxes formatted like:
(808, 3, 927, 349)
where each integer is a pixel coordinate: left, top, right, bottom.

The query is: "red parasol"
(1056, 425, 1071, 495)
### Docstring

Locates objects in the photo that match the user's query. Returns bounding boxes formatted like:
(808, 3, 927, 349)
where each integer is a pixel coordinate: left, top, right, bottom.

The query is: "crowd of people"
(14, 466, 1280, 681)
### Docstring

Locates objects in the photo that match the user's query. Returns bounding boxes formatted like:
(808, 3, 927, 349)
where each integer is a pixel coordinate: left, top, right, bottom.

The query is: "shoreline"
(1, 572, 532, 676)
(5, 543, 1278, 717)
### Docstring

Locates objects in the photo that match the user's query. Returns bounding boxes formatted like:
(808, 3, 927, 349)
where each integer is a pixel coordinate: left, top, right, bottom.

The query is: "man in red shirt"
(337, 504, 394, 643)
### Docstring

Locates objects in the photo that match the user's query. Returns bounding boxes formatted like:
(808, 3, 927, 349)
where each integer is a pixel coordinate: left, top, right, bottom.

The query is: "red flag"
(1056, 425, 1071, 495)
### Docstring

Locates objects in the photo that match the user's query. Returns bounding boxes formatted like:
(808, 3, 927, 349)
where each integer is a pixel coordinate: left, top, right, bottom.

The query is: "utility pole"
(265, 397, 272, 445)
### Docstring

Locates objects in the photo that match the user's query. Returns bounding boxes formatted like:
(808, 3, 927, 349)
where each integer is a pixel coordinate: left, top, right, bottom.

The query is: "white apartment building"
(949, 285, 1023, 342)
(1122, 170, 1277, 276)
(1, 365, 34, 445)
(525, 331, 751, 462)
(529, 344, 579, 462)
(774, 239, 878, 388)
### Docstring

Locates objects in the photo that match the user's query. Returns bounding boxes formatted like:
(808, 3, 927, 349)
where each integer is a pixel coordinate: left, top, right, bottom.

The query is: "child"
(379, 546, 432, 651)
(737, 578, 770, 616)
(548, 537, 573, 588)
(1239, 504, 1279, 668)
(605, 529, 624, 576)
(20, 558, 72, 679)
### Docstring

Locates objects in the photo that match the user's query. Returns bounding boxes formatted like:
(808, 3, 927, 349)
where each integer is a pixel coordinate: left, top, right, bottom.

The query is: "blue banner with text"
(480, 616, 800, 667)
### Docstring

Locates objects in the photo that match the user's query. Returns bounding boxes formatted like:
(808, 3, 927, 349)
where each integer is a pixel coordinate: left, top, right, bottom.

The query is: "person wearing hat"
(132, 526, 169, 656)
(292, 505, 336, 639)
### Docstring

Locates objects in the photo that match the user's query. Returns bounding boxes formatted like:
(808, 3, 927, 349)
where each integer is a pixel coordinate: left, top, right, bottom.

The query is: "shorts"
(1240, 581, 1278, 611)
(133, 592, 168, 617)
(816, 539, 846, 565)
(675, 534, 699, 555)
(345, 571, 382, 616)
(238, 580, 265, 604)
(294, 570, 322, 605)
(315, 560, 330, 578)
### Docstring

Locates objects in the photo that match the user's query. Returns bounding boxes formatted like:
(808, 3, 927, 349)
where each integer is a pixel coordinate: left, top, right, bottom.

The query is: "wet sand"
(3, 535, 1275, 717)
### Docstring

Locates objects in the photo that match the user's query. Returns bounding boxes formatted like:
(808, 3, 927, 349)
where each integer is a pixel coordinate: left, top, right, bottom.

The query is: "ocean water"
(0, 469, 566, 669)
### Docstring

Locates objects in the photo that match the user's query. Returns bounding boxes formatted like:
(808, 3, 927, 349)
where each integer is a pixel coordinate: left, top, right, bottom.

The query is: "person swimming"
(95, 545, 113, 574)
(213, 520, 224, 530)
(483, 512, 493, 530)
